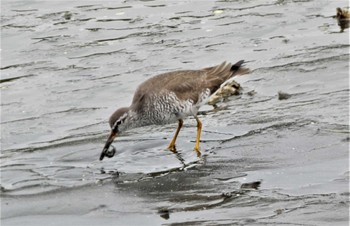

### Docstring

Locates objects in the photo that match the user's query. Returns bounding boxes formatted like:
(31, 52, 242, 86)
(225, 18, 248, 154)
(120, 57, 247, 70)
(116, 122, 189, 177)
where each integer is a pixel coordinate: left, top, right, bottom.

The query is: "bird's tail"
(230, 60, 250, 77)
(203, 60, 250, 94)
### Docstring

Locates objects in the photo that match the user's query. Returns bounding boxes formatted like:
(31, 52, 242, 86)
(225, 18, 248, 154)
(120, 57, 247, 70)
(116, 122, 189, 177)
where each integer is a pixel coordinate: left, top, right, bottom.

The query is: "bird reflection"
(173, 149, 186, 168)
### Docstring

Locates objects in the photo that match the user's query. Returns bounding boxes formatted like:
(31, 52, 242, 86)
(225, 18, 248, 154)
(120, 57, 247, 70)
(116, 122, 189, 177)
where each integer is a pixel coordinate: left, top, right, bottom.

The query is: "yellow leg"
(194, 116, 202, 157)
(167, 119, 183, 153)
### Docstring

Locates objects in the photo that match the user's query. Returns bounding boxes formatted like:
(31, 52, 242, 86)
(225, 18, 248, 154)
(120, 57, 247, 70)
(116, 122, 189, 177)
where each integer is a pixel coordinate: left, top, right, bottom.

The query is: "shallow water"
(1, 0, 349, 225)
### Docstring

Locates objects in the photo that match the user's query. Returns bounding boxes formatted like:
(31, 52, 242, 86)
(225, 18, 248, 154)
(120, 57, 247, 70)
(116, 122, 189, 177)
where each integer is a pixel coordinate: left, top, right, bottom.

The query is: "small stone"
(63, 12, 72, 20)
(158, 209, 170, 220)
(275, 209, 284, 215)
(278, 91, 292, 100)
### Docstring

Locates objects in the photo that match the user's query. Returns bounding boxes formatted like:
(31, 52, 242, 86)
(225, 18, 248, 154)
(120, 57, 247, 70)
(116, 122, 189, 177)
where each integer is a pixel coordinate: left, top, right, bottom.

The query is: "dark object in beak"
(100, 131, 117, 161)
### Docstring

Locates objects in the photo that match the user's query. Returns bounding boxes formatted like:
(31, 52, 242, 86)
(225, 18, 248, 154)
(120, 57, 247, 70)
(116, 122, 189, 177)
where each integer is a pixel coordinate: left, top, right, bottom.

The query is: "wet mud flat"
(1, 0, 349, 225)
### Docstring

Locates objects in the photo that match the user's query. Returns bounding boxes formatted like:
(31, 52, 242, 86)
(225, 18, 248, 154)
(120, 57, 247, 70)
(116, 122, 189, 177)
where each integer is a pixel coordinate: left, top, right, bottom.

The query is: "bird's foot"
(167, 145, 177, 153)
(194, 147, 201, 157)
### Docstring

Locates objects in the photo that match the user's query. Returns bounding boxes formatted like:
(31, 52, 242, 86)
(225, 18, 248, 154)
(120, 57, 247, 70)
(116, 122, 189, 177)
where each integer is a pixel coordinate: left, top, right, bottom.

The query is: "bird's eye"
(117, 120, 122, 125)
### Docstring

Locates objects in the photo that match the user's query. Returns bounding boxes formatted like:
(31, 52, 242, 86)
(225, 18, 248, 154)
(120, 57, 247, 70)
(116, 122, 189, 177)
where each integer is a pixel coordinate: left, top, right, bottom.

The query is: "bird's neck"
(122, 109, 142, 131)
(125, 108, 156, 131)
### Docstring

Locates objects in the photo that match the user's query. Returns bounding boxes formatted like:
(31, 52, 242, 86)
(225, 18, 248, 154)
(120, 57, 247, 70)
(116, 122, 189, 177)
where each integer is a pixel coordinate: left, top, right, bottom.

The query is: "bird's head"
(100, 107, 129, 161)
(109, 107, 129, 131)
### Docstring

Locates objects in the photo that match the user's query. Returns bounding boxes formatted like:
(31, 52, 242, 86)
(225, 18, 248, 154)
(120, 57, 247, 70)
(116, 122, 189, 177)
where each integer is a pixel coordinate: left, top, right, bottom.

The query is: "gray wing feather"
(131, 61, 249, 107)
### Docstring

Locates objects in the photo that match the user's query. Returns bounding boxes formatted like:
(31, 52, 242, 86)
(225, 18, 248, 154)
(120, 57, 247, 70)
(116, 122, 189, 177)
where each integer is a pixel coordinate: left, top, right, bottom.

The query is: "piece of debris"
(275, 208, 285, 215)
(247, 90, 257, 96)
(336, 7, 350, 32)
(213, 9, 224, 15)
(221, 192, 233, 198)
(240, 181, 261, 190)
(278, 91, 292, 100)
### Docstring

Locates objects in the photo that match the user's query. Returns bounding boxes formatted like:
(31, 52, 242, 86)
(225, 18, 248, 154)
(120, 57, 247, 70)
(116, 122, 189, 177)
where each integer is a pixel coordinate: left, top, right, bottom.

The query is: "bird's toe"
(167, 145, 177, 153)
(194, 148, 201, 157)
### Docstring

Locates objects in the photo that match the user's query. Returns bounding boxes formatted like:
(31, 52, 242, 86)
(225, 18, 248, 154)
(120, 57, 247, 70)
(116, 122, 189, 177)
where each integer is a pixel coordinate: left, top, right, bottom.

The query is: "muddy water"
(1, 0, 349, 225)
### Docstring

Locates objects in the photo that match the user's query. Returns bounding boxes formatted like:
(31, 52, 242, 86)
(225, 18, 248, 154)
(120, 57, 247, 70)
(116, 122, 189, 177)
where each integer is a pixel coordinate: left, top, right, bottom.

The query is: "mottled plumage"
(100, 60, 250, 161)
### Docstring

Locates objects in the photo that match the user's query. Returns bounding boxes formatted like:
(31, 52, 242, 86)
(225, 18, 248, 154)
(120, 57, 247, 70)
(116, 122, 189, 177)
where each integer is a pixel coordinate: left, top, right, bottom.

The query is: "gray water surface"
(1, 0, 349, 225)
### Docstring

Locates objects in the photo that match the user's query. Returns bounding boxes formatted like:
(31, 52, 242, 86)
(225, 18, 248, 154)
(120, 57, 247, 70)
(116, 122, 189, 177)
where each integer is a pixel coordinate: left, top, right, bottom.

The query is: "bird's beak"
(99, 130, 118, 161)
